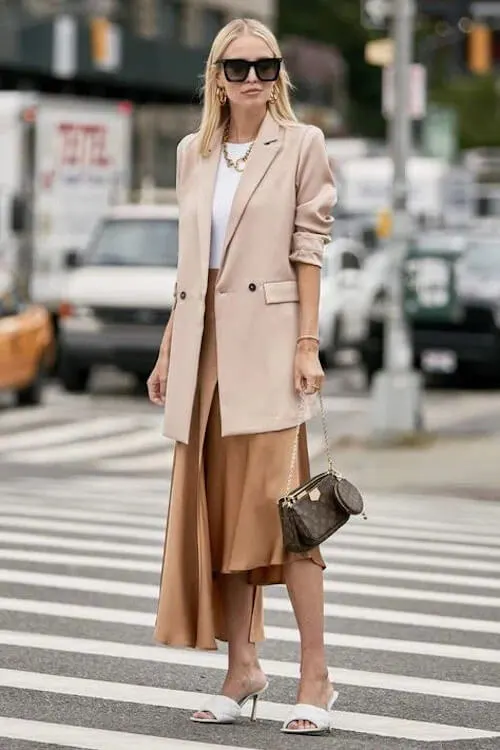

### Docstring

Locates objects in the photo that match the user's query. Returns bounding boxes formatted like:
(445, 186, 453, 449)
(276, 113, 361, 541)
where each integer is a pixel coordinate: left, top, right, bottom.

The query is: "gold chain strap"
(284, 391, 337, 497)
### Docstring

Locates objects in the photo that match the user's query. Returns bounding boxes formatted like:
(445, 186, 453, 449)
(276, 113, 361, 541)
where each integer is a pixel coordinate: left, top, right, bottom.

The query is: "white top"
(209, 142, 253, 269)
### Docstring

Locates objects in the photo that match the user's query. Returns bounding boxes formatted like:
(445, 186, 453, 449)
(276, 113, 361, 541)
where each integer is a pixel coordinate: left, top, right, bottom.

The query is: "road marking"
(0, 516, 164, 540)
(340, 525, 500, 547)
(0, 532, 161, 557)
(2, 528, 499, 575)
(330, 534, 500, 559)
(0, 416, 144, 452)
(2, 574, 500, 634)
(96, 452, 174, 472)
(2, 566, 500, 610)
(2, 630, 500, 703)
(0, 671, 498, 742)
(0, 597, 498, 663)
(5, 428, 169, 464)
(362, 514, 500, 537)
(325, 562, 500, 590)
(323, 545, 500, 573)
(0, 717, 253, 750)
(0, 549, 160, 572)
(6, 503, 499, 550)
(2, 547, 500, 592)
(0, 505, 165, 528)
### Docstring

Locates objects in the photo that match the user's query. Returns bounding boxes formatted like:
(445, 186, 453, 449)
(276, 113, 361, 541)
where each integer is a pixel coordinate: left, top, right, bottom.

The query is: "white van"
(58, 204, 178, 392)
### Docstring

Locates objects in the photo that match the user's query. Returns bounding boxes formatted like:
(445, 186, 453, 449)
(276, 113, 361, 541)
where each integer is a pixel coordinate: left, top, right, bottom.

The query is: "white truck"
(0, 92, 132, 357)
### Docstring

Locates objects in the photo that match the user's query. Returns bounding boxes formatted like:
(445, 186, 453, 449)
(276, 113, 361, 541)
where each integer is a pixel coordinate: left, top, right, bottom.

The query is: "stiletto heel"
(249, 693, 259, 721)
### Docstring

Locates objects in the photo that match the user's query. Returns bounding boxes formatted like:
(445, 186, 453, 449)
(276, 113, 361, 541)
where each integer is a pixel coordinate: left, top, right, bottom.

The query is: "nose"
(247, 64, 258, 83)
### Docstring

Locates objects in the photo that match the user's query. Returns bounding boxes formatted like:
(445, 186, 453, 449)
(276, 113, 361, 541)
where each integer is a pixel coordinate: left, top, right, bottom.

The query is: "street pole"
(370, 0, 424, 439)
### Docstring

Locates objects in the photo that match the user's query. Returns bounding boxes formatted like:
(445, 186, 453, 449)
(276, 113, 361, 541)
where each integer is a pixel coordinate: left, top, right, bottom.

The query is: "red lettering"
(57, 122, 111, 169)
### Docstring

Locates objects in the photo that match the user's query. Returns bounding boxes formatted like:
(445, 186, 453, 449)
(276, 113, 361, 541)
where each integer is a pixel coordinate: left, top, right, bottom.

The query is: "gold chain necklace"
(222, 124, 255, 173)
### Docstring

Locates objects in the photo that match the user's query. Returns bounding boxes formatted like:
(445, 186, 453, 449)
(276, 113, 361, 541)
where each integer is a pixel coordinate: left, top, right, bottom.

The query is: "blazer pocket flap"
(263, 280, 299, 304)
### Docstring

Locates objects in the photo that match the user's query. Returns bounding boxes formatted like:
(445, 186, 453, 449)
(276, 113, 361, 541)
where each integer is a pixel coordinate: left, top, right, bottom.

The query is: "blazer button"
(248, 283, 256, 292)
(179, 291, 186, 299)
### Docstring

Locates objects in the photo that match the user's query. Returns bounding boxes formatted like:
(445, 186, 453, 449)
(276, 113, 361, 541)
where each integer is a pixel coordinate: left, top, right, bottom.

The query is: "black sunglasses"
(218, 57, 282, 83)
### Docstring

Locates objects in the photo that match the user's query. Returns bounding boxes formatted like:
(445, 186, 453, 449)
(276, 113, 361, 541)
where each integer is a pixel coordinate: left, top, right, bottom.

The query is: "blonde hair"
(198, 18, 297, 157)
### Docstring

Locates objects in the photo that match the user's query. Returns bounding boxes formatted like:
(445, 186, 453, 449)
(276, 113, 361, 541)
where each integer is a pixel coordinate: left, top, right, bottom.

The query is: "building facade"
(3, 1, 345, 193)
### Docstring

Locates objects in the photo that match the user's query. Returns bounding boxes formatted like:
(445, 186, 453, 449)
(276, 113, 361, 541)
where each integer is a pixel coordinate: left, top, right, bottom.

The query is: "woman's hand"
(294, 339, 324, 395)
(147, 347, 170, 406)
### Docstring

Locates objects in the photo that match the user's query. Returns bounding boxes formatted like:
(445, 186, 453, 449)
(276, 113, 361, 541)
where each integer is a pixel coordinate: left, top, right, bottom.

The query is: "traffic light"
(468, 23, 492, 74)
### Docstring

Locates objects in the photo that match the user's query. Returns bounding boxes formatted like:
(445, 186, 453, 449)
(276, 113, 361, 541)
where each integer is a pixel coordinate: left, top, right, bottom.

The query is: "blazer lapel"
(219, 113, 283, 270)
(197, 126, 223, 292)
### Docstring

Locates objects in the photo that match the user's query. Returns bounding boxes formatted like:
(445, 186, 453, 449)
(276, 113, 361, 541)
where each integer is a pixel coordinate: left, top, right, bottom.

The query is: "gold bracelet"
(297, 335, 319, 344)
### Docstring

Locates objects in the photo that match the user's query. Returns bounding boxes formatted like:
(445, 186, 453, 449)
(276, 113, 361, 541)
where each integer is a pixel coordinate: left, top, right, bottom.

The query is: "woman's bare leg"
(193, 572, 267, 719)
(284, 558, 333, 730)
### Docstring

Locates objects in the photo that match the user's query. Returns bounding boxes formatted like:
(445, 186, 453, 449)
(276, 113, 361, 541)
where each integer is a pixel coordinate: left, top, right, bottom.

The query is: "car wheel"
(59, 356, 91, 393)
(15, 362, 45, 407)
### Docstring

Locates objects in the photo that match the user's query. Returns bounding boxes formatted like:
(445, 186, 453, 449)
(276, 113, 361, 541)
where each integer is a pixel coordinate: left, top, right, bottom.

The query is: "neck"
(226, 106, 267, 143)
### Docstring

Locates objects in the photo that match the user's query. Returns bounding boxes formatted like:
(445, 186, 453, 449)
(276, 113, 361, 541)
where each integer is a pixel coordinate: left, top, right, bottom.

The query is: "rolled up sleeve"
(290, 126, 337, 268)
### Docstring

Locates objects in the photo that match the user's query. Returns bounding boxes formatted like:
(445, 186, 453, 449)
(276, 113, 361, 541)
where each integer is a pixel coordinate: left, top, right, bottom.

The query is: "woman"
(147, 17, 337, 736)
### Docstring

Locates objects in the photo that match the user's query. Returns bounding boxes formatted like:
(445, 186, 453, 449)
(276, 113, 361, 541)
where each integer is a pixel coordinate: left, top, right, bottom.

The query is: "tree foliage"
(277, 0, 385, 136)
(430, 74, 500, 150)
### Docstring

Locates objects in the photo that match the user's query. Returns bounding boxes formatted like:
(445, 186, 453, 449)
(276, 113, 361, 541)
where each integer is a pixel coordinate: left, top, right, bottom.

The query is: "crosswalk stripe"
(323, 545, 500, 573)
(0, 549, 160, 572)
(0, 405, 66, 429)
(3, 630, 500, 703)
(2, 581, 500, 635)
(2, 547, 500, 592)
(3, 565, 500, 610)
(0, 506, 165, 528)
(1, 670, 497, 742)
(0, 415, 144, 452)
(330, 534, 500, 559)
(358, 514, 500, 537)
(0, 717, 253, 750)
(1, 598, 500, 663)
(3, 502, 500, 548)
(96, 452, 175, 472)
(339, 524, 500, 547)
(0, 516, 164, 540)
(0, 531, 161, 556)
(5, 429, 169, 464)
(2, 528, 499, 574)
(4, 512, 500, 559)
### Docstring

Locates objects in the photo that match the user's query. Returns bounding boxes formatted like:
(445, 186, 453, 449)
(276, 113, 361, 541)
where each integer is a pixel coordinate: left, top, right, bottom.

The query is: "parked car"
(410, 234, 500, 382)
(339, 231, 469, 384)
(318, 237, 365, 368)
(58, 204, 178, 393)
(0, 271, 55, 406)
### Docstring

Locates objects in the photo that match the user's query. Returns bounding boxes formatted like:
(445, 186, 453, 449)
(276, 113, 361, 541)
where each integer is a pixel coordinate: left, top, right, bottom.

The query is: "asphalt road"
(1, 369, 500, 749)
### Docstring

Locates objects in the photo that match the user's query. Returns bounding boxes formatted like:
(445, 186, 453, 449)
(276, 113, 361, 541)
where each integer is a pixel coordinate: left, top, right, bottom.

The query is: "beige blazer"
(162, 111, 336, 443)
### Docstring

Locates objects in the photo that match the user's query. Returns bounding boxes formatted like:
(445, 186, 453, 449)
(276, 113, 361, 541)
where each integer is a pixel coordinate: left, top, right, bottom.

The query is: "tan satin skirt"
(154, 270, 325, 651)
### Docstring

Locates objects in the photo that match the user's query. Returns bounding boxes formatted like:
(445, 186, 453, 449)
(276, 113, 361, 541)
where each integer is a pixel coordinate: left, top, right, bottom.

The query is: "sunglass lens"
(223, 60, 249, 82)
(255, 58, 281, 81)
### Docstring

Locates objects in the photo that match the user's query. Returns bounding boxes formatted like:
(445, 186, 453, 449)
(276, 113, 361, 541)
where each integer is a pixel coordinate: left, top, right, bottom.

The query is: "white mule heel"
(281, 689, 339, 735)
(190, 681, 269, 724)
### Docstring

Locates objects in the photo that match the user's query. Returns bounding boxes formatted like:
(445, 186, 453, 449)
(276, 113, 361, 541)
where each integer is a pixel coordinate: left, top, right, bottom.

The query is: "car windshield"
(464, 241, 500, 273)
(86, 218, 178, 267)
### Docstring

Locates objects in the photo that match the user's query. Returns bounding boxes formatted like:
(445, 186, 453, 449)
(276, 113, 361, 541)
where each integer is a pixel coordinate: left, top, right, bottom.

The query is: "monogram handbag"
(278, 392, 366, 554)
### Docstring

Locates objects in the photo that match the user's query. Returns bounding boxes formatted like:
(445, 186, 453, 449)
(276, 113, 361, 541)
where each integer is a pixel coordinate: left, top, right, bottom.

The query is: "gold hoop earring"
(269, 85, 278, 103)
(217, 86, 227, 105)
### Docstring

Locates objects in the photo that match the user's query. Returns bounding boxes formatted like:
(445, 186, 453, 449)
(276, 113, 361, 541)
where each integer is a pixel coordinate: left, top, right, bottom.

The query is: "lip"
(242, 89, 263, 95)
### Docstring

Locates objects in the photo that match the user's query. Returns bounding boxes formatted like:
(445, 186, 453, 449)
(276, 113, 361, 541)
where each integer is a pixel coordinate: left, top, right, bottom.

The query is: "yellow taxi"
(0, 271, 55, 406)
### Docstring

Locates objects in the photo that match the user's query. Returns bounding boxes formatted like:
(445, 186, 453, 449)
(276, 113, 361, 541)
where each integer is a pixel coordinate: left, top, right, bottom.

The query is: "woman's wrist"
(296, 336, 319, 353)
